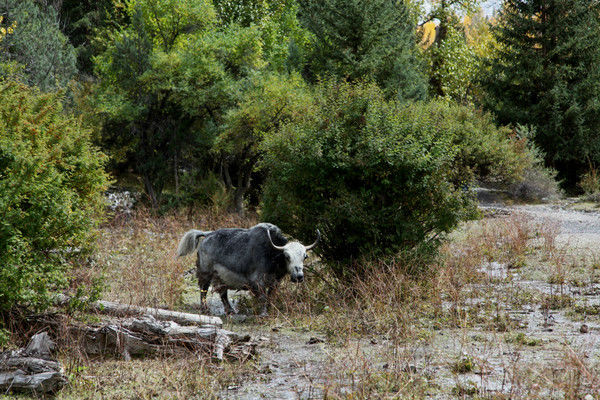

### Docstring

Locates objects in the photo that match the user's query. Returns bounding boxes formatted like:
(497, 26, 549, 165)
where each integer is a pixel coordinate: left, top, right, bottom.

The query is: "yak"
(177, 223, 319, 315)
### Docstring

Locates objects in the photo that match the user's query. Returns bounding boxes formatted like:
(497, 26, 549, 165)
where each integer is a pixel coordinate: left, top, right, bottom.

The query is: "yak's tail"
(177, 229, 212, 257)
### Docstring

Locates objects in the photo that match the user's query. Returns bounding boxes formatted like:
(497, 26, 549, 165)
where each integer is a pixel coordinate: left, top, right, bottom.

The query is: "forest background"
(1, 0, 600, 322)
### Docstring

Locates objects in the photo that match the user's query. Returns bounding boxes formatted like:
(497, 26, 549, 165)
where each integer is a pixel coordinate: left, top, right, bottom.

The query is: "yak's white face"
(282, 242, 308, 283)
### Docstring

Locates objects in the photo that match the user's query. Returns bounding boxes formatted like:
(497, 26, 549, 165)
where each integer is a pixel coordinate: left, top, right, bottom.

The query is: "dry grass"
(15, 207, 600, 399)
(266, 256, 441, 344)
(57, 357, 252, 400)
(267, 212, 543, 339)
(46, 208, 259, 399)
(94, 208, 256, 309)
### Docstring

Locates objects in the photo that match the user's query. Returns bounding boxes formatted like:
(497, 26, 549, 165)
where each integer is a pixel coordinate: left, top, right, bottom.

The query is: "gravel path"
(478, 189, 600, 250)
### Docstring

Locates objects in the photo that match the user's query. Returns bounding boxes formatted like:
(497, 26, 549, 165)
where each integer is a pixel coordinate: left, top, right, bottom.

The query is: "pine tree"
(298, 0, 427, 101)
(484, 0, 600, 187)
(0, 0, 77, 90)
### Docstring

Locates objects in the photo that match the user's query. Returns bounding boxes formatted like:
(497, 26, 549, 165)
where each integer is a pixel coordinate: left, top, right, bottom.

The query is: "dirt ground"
(195, 198, 600, 399)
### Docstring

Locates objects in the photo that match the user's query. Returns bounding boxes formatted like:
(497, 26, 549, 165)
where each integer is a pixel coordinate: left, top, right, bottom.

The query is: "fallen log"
(91, 300, 223, 327)
(72, 315, 255, 362)
(0, 332, 67, 395)
(55, 294, 222, 327)
(0, 314, 255, 396)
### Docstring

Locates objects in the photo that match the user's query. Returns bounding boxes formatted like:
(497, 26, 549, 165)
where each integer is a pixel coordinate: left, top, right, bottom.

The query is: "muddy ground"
(182, 198, 600, 399)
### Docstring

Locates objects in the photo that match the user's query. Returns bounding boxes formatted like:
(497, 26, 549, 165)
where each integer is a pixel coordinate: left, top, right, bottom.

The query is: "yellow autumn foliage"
(418, 20, 437, 49)
(0, 16, 17, 43)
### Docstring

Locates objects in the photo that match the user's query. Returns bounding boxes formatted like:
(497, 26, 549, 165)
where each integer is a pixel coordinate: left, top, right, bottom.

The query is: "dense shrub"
(261, 83, 468, 276)
(507, 125, 561, 202)
(0, 80, 109, 312)
(261, 82, 545, 276)
(403, 101, 531, 188)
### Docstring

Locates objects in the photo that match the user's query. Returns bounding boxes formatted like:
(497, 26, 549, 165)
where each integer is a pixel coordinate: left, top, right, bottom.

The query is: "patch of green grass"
(451, 380, 478, 396)
(451, 356, 474, 374)
(543, 293, 575, 310)
(505, 332, 541, 347)
(573, 304, 600, 315)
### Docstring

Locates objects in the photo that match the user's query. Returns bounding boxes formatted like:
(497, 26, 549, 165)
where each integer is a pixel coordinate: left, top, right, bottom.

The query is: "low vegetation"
(42, 205, 599, 398)
(2, 0, 600, 398)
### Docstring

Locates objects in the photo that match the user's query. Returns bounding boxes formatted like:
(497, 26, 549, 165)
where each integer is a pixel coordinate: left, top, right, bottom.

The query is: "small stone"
(584, 394, 594, 400)
(370, 338, 378, 345)
(403, 365, 418, 374)
(580, 324, 589, 334)
(306, 337, 325, 345)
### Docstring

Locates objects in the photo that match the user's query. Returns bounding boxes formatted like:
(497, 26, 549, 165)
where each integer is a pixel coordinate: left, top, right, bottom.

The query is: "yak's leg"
(196, 254, 213, 312)
(261, 285, 280, 316)
(197, 278, 211, 311)
(218, 288, 235, 315)
(250, 284, 270, 317)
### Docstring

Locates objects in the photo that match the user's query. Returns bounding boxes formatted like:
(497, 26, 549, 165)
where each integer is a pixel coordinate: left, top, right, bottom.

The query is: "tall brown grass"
(93, 207, 256, 309)
(65, 205, 598, 399)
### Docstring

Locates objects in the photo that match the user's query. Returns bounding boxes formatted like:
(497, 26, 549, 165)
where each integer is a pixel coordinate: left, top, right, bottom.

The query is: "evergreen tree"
(59, 0, 123, 76)
(483, 0, 600, 187)
(0, 80, 109, 312)
(298, 0, 427, 101)
(0, 0, 77, 90)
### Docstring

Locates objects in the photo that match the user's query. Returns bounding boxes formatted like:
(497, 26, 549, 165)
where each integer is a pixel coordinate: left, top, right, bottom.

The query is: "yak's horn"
(305, 229, 320, 251)
(267, 229, 286, 250)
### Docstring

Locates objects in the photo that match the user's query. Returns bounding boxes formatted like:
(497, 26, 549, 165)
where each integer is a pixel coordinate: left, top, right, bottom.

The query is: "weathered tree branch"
(55, 295, 223, 327)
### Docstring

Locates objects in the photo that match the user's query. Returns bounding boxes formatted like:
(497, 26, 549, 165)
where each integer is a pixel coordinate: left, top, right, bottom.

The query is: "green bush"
(507, 125, 560, 202)
(261, 82, 543, 277)
(0, 80, 109, 312)
(402, 101, 531, 188)
(0, 0, 77, 90)
(261, 82, 471, 276)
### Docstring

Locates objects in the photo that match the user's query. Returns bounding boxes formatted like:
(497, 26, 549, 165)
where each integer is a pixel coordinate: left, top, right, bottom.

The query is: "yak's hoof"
(198, 304, 209, 313)
(224, 308, 237, 316)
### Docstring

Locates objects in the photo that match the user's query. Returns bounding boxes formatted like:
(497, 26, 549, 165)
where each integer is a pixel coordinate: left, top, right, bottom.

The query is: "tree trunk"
(174, 152, 179, 195)
(233, 187, 246, 215)
(233, 165, 253, 215)
(143, 172, 159, 210)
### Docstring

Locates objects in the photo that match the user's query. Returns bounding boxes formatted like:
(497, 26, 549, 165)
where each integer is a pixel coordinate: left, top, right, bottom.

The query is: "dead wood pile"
(0, 332, 67, 394)
(0, 300, 256, 395)
(72, 314, 255, 361)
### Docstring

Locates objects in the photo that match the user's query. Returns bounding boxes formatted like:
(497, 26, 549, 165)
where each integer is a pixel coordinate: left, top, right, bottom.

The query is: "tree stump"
(0, 332, 67, 395)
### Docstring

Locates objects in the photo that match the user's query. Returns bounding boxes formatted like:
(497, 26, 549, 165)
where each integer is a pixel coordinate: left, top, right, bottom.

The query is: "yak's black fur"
(178, 223, 299, 315)
(200, 223, 288, 281)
